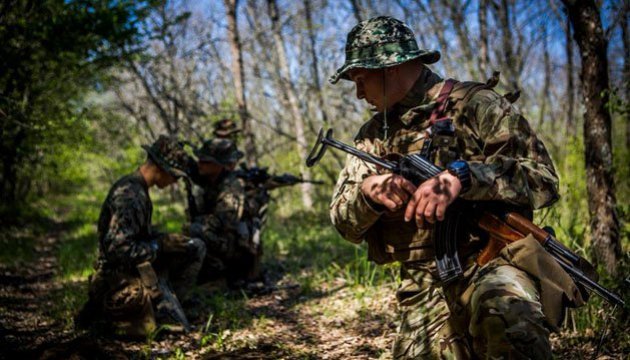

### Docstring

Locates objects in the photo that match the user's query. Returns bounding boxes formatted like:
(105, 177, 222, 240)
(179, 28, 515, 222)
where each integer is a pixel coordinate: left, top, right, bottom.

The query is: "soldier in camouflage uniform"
(188, 138, 256, 284)
(329, 17, 562, 359)
(77, 135, 206, 337)
(213, 118, 241, 142)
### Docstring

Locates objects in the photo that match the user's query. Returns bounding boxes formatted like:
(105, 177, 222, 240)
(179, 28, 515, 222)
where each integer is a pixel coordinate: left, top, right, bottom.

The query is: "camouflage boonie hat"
(195, 138, 243, 166)
(330, 16, 440, 84)
(213, 118, 241, 138)
(142, 135, 191, 179)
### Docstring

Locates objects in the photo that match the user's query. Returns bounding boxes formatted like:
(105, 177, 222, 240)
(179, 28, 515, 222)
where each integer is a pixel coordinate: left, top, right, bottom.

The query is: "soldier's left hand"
(404, 171, 462, 226)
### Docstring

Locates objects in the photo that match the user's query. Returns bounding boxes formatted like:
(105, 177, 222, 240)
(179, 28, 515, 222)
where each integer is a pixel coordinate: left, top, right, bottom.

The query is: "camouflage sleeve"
(329, 139, 383, 244)
(215, 177, 246, 227)
(104, 185, 156, 264)
(460, 90, 560, 209)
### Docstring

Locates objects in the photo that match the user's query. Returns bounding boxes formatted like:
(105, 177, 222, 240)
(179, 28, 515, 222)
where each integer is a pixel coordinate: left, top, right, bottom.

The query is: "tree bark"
(495, 0, 519, 91)
(267, 0, 314, 209)
(224, 0, 257, 166)
(539, 24, 551, 130)
(349, 0, 363, 23)
(622, 5, 629, 150)
(565, 9, 576, 134)
(478, 0, 490, 78)
(563, 0, 620, 275)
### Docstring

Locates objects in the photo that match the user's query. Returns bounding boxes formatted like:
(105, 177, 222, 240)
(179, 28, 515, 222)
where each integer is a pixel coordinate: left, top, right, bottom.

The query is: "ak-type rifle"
(306, 128, 624, 306)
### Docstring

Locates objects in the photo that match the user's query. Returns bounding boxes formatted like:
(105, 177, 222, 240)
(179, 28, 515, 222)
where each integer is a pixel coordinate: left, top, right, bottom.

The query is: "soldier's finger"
(404, 190, 422, 221)
(380, 196, 399, 211)
(395, 177, 417, 195)
(436, 203, 447, 221)
(424, 201, 437, 224)
(387, 192, 404, 209)
(415, 196, 429, 226)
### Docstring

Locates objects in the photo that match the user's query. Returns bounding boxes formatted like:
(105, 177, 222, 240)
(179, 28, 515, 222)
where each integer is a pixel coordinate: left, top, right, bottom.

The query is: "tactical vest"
(366, 79, 496, 265)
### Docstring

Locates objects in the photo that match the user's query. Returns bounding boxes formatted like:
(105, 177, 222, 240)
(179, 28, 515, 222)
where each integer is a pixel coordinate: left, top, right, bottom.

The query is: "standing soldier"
(329, 17, 568, 359)
(187, 138, 256, 284)
(213, 118, 241, 142)
(77, 135, 206, 337)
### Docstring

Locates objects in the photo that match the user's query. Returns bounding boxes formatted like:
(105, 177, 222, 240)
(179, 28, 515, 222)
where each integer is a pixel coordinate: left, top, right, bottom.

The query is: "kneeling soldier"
(77, 135, 206, 337)
(187, 139, 258, 284)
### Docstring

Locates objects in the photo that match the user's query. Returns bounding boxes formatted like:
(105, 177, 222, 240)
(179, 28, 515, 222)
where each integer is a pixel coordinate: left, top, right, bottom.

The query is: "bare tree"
(622, 4, 630, 150)
(565, 9, 576, 134)
(267, 0, 314, 209)
(563, 0, 620, 275)
(113, 4, 220, 140)
(479, 0, 490, 77)
(539, 24, 551, 130)
(349, 0, 363, 23)
(224, 0, 257, 165)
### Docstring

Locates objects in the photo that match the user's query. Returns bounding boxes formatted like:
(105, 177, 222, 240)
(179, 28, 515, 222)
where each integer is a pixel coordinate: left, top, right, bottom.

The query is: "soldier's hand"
(160, 234, 191, 254)
(361, 174, 416, 211)
(404, 171, 461, 226)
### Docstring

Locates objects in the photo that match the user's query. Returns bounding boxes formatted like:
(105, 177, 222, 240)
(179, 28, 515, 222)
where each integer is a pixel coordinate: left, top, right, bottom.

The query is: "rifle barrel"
(322, 136, 397, 171)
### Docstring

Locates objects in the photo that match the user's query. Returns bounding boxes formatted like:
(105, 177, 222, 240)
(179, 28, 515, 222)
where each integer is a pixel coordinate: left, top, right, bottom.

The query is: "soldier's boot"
(469, 264, 552, 360)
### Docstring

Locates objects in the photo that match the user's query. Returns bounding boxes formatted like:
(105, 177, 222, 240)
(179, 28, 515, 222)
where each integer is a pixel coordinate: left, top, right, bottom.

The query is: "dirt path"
(0, 220, 396, 359)
(0, 219, 626, 359)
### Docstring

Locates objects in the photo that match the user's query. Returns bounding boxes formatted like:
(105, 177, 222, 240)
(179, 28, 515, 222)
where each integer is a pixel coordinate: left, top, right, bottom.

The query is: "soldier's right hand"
(360, 174, 416, 211)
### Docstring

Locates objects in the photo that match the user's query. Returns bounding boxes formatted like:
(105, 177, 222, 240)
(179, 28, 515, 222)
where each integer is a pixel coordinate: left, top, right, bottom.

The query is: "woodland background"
(0, 0, 628, 358)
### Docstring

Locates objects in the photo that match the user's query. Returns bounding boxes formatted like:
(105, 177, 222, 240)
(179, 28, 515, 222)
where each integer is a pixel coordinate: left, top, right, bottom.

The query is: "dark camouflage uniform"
(82, 136, 205, 337)
(329, 17, 560, 359)
(189, 139, 255, 283)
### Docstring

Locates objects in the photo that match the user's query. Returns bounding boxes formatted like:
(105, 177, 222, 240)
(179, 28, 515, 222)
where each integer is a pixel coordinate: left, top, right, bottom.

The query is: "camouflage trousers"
(392, 256, 551, 360)
(82, 234, 205, 337)
(190, 215, 261, 283)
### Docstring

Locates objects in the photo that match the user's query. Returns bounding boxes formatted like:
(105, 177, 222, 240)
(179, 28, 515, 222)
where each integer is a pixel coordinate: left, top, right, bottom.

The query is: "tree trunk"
(478, 0, 489, 78)
(349, 0, 363, 23)
(304, 0, 328, 127)
(622, 6, 629, 150)
(539, 24, 551, 130)
(565, 9, 576, 134)
(446, 0, 477, 79)
(495, 0, 519, 91)
(563, 0, 620, 275)
(224, 0, 257, 166)
(267, 0, 313, 209)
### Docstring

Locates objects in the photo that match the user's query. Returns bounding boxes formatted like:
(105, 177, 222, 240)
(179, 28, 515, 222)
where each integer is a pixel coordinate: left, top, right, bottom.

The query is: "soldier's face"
(348, 68, 386, 110)
(155, 169, 177, 188)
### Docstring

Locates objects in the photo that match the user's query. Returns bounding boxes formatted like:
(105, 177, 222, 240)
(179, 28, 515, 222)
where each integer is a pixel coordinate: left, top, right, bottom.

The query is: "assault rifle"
(306, 128, 624, 306)
(235, 164, 324, 191)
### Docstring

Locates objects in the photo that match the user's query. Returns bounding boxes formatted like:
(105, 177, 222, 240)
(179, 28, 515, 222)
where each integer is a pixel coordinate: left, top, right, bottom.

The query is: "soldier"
(77, 135, 206, 338)
(213, 118, 241, 142)
(187, 138, 256, 284)
(329, 17, 564, 359)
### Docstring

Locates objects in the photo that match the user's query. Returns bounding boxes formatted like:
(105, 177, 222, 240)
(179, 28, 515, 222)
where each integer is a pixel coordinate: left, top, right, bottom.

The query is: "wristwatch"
(447, 160, 471, 194)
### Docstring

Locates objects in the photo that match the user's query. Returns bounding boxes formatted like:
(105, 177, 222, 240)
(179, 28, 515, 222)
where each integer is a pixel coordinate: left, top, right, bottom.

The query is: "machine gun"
(306, 128, 624, 306)
(235, 164, 324, 191)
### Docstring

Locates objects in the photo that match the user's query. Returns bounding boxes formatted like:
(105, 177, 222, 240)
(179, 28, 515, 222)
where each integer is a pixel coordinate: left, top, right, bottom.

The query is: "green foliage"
(0, 0, 159, 207)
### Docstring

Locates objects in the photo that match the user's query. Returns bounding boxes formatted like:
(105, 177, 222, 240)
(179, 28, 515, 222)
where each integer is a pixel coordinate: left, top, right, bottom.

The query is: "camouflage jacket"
(97, 170, 156, 268)
(192, 171, 246, 229)
(330, 69, 560, 264)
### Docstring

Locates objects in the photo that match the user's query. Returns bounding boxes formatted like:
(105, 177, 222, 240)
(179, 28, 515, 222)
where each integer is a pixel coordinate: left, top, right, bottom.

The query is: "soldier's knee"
(470, 266, 551, 359)
(188, 237, 206, 260)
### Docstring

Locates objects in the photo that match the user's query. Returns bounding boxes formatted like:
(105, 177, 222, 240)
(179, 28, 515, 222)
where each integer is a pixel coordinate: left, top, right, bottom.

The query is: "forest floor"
(0, 195, 628, 359)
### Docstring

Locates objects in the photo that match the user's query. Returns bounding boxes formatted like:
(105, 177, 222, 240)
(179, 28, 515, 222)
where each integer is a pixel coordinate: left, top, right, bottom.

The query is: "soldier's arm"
(215, 177, 246, 227)
(460, 90, 560, 209)
(330, 140, 384, 244)
(104, 187, 157, 264)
